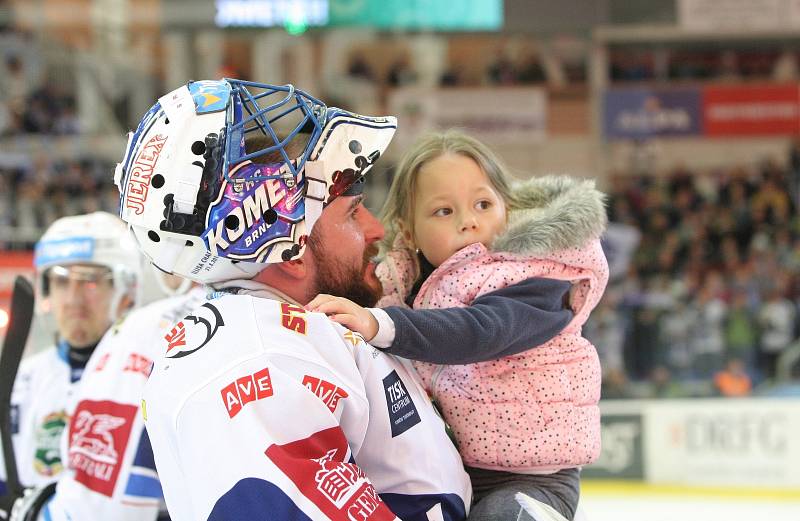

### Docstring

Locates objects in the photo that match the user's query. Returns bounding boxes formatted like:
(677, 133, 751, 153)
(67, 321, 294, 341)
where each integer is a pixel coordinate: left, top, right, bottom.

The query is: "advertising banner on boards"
(603, 88, 702, 139)
(703, 84, 800, 136)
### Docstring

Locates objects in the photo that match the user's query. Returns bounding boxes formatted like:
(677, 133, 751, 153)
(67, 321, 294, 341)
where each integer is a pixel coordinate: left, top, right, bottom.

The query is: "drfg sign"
(645, 399, 800, 488)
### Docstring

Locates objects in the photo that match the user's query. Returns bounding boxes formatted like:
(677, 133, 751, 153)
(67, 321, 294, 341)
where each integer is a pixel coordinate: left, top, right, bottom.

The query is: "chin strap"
(304, 160, 327, 232)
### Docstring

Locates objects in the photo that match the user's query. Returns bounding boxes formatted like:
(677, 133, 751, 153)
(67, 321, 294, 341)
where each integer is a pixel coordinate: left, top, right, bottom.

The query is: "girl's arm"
(309, 278, 573, 365)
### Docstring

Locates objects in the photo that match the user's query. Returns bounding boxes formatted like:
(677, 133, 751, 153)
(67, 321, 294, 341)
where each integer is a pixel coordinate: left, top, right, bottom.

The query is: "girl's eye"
(476, 200, 492, 210)
(433, 208, 452, 217)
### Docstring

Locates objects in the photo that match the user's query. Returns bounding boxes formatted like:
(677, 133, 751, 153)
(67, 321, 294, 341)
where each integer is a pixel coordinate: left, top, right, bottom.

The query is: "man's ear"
(272, 257, 307, 280)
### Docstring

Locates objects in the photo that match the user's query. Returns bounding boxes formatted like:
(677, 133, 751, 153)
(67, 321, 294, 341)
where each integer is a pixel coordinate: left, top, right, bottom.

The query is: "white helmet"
(114, 79, 396, 285)
(34, 211, 142, 319)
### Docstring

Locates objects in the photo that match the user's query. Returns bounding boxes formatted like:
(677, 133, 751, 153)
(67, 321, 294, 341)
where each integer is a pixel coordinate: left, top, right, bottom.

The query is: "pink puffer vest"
(376, 175, 609, 473)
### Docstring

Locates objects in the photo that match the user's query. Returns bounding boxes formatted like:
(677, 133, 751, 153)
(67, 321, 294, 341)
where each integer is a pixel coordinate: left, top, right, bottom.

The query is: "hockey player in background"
(0, 212, 140, 495)
(28, 277, 206, 521)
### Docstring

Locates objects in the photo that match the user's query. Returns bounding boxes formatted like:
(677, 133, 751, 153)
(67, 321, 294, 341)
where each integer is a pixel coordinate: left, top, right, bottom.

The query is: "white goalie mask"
(115, 79, 396, 285)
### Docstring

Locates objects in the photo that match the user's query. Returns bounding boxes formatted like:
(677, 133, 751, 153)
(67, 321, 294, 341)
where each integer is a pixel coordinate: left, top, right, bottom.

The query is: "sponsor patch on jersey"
(34, 410, 68, 476)
(68, 400, 137, 497)
(302, 375, 349, 414)
(123, 352, 153, 378)
(94, 352, 111, 372)
(280, 302, 307, 334)
(382, 370, 421, 438)
(342, 330, 365, 347)
(265, 426, 395, 520)
(164, 302, 225, 358)
(220, 367, 274, 418)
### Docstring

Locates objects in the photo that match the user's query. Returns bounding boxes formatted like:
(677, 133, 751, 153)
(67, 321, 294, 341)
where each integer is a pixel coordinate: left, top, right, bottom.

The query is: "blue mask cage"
(223, 79, 327, 183)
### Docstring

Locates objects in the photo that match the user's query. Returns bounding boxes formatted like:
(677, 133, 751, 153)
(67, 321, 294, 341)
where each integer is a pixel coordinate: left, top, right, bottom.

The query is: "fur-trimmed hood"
(493, 175, 607, 255)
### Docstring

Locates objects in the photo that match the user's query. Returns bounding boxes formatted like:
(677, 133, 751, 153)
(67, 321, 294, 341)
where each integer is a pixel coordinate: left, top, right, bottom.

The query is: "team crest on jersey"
(265, 426, 395, 520)
(33, 410, 68, 476)
(164, 302, 225, 358)
(68, 400, 137, 497)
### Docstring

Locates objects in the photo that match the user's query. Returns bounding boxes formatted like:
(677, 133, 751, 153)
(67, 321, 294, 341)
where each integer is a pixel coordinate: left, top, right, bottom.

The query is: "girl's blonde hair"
(380, 129, 518, 255)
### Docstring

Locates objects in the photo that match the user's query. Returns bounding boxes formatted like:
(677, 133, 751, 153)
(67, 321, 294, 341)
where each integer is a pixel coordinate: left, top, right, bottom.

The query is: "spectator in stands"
(585, 293, 626, 376)
(386, 56, 417, 87)
(773, 49, 799, 81)
(1, 54, 27, 129)
(724, 289, 760, 372)
(485, 49, 516, 85)
(659, 297, 695, 378)
(688, 278, 728, 378)
(601, 368, 632, 400)
(626, 304, 662, 379)
(517, 50, 547, 84)
(717, 50, 742, 82)
(347, 52, 375, 82)
(758, 283, 797, 379)
(787, 136, 800, 209)
(439, 66, 461, 87)
(646, 365, 687, 398)
(713, 357, 752, 397)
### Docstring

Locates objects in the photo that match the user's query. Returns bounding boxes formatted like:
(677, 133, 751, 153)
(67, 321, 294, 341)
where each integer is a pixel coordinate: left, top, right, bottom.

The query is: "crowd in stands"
(0, 54, 80, 136)
(0, 156, 119, 248)
(610, 48, 800, 83)
(4, 29, 800, 400)
(588, 159, 800, 399)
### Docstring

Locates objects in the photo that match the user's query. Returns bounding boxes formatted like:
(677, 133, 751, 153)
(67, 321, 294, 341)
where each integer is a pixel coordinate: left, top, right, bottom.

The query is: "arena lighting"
(0, 307, 8, 329)
(215, 0, 329, 29)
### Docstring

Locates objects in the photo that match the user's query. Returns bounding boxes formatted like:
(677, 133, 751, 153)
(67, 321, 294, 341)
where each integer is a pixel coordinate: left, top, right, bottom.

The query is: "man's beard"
(309, 241, 382, 307)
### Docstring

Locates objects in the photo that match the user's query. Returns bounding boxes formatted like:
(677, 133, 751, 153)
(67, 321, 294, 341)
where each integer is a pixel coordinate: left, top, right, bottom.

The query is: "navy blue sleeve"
(382, 278, 573, 364)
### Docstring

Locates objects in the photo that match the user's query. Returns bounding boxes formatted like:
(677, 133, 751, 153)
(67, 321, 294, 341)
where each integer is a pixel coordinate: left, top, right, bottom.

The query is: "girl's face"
(407, 152, 507, 267)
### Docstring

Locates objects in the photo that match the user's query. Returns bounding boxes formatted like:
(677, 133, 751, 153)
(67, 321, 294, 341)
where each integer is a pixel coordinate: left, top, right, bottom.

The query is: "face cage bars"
(222, 79, 327, 184)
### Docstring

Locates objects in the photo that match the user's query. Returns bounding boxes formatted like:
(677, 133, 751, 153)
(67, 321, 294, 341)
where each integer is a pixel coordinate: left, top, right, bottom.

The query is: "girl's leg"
(467, 467, 580, 521)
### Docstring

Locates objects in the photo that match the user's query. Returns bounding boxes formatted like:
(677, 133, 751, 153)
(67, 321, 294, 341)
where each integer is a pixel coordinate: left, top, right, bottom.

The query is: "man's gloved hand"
(0, 490, 23, 521)
(6, 483, 56, 521)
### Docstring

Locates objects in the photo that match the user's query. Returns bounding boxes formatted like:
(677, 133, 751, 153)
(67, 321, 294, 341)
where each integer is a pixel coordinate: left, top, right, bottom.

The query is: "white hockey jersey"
(142, 291, 471, 521)
(40, 288, 206, 521)
(0, 343, 82, 491)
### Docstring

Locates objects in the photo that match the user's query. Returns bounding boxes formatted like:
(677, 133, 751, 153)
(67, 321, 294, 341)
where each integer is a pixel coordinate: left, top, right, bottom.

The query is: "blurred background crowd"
(2, 0, 800, 400)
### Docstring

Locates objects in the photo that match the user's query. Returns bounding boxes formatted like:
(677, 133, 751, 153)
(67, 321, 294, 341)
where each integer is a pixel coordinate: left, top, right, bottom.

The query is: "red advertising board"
(703, 84, 800, 136)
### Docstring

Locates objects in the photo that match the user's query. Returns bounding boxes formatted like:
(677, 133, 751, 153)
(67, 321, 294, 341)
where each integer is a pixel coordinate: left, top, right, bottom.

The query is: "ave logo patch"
(68, 400, 137, 497)
(220, 367, 274, 418)
(302, 375, 349, 413)
(164, 302, 225, 358)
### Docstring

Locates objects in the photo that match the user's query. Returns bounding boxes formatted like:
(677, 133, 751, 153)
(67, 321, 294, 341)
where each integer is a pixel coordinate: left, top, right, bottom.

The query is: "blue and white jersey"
(41, 288, 206, 521)
(142, 292, 471, 521)
(0, 344, 76, 491)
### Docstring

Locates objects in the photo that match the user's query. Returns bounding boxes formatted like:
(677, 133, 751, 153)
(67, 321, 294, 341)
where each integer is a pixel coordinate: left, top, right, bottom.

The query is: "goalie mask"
(115, 79, 396, 285)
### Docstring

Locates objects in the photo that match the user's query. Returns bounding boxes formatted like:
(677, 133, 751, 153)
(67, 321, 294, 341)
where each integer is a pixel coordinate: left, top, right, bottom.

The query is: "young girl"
(309, 130, 608, 521)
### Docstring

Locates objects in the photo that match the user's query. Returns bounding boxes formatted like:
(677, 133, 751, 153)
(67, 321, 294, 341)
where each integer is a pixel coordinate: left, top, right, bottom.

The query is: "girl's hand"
(306, 294, 379, 341)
